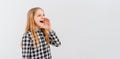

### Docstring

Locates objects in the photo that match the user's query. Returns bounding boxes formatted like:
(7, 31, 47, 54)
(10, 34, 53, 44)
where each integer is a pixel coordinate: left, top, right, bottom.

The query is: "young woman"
(21, 7, 61, 59)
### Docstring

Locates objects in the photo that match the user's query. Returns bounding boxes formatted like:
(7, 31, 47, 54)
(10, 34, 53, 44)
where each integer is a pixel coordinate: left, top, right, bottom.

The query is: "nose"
(41, 16, 45, 19)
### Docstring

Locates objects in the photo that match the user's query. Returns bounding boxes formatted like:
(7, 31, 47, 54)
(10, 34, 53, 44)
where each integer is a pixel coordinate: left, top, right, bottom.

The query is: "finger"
(44, 18, 50, 22)
(44, 18, 51, 25)
(44, 18, 50, 23)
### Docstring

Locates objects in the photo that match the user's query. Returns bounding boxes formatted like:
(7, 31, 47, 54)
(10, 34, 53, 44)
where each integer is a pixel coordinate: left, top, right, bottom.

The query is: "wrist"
(49, 29, 52, 32)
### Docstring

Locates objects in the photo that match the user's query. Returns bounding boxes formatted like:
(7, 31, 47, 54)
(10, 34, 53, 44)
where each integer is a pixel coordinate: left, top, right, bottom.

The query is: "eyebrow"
(37, 13, 45, 16)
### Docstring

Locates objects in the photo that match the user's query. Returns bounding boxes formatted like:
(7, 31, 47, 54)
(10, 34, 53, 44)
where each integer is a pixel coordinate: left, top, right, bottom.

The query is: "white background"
(0, 0, 120, 59)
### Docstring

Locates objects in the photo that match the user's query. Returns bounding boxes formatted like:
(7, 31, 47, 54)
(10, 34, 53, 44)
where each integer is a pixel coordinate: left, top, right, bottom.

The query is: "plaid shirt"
(22, 29, 61, 59)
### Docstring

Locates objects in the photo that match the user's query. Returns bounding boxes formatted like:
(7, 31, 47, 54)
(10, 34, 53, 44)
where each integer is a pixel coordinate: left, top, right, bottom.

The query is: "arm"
(43, 18, 61, 47)
(49, 30, 61, 47)
(22, 33, 31, 59)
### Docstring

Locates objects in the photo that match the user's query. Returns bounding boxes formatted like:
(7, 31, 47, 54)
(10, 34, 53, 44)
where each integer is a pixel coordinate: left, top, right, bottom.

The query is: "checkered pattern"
(22, 29, 61, 59)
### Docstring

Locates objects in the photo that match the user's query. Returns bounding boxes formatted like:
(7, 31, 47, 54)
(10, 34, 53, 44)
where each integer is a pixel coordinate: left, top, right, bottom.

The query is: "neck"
(35, 26, 40, 30)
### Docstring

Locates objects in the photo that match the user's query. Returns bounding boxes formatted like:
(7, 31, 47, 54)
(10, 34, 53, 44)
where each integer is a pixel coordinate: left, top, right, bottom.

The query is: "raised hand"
(43, 18, 52, 32)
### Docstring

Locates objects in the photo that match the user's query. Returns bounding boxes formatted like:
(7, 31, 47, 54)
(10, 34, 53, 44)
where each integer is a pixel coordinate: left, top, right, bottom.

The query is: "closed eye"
(43, 14, 45, 16)
(38, 15, 41, 17)
(37, 14, 45, 17)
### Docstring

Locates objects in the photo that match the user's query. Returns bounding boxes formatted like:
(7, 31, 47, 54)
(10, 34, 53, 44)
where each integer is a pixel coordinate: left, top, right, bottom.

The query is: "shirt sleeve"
(49, 30, 61, 47)
(22, 33, 31, 59)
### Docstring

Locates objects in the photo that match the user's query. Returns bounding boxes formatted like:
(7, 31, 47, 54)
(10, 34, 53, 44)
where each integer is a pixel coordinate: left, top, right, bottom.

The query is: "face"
(34, 9, 45, 29)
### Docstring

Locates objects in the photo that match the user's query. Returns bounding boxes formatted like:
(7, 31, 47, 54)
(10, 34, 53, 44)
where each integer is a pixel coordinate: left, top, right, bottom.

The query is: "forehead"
(35, 9, 44, 15)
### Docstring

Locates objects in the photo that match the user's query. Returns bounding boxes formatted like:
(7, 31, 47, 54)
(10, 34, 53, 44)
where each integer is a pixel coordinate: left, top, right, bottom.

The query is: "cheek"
(34, 16, 38, 20)
(35, 17, 42, 21)
(34, 16, 40, 22)
(34, 17, 39, 24)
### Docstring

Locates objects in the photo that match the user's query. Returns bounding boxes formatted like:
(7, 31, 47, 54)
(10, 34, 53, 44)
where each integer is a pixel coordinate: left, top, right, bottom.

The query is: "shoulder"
(22, 31, 32, 40)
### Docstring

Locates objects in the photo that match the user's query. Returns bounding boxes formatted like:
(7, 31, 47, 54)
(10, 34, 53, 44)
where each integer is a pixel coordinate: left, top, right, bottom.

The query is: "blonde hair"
(21, 7, 50, 48)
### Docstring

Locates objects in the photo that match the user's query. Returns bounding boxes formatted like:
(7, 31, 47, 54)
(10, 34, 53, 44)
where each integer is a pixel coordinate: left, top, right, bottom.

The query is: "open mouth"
(40, 21, 44, 23)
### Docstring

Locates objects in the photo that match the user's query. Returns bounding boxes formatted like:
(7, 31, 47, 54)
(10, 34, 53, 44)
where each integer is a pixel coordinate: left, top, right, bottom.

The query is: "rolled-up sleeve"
(22, 33, 31, 59)
(49, 30, 61, 47)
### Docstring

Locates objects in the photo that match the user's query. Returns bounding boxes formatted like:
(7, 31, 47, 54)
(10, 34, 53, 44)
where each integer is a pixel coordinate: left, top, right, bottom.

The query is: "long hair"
(21, 7, 50, 48)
